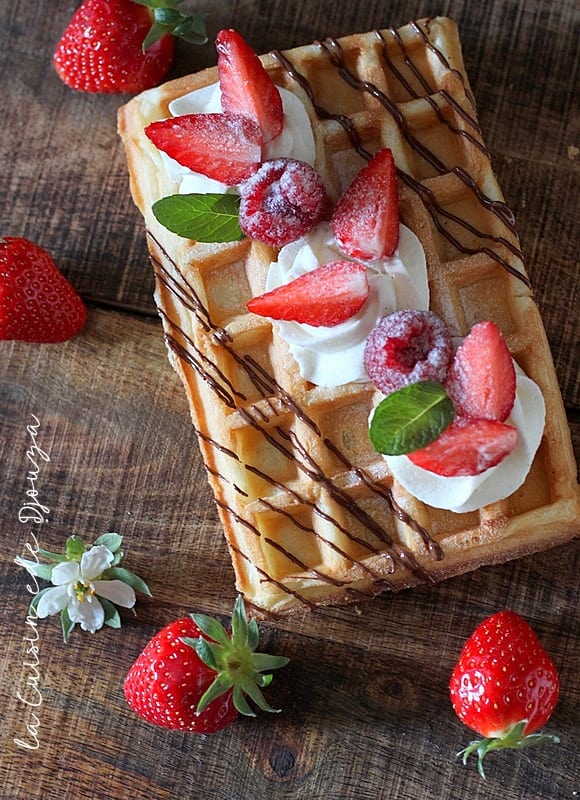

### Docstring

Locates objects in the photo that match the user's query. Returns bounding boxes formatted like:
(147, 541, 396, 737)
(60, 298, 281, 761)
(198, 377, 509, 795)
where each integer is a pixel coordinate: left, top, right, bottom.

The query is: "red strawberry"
(124, 597, 288, 733)
(330, 148, 399, 260)
(145, 113, 263, 185)
(408, 417, 517, 476)
(247, 261, 370, 327)
(449, 610, 560, 778)
(53, 0, 207, 94)
(216, 29, 284, 144)
(0, 236, 86, 343)
(446, 321, 516, 421)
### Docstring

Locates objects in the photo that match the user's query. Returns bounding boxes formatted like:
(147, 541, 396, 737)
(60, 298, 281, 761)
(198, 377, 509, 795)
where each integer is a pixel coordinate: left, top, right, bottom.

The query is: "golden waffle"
(118, 17, 579, 616)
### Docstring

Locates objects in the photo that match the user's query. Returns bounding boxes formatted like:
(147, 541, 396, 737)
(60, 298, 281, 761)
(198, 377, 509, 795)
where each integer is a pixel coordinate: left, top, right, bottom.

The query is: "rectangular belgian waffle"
(118, 17, 579, 616)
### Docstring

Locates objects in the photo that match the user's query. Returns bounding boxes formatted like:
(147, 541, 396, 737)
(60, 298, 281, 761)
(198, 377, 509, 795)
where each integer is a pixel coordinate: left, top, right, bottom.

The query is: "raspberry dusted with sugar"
(364, 310, 453, 394)
(239, 158, 326, 246)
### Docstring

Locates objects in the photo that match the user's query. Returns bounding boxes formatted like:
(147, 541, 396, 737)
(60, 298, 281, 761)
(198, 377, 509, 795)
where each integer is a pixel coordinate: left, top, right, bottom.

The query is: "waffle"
(118, 17, 579, 617)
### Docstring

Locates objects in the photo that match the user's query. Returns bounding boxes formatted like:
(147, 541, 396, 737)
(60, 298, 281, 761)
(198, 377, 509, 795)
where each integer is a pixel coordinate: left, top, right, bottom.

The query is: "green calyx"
(182, 596, 289, 717)
(458, 721, 560, 779)
(132, 0, 208, 51)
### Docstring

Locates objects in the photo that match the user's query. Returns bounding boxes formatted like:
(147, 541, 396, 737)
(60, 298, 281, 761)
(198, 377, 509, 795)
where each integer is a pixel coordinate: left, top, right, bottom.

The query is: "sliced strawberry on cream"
(330, 148, 399, 260)
(247, 261, 370, 327)
(145, 113, 263, 185)
(446, 320, 516, 421)
(408, 418, 518, 477)
(216, 28, 284, 144)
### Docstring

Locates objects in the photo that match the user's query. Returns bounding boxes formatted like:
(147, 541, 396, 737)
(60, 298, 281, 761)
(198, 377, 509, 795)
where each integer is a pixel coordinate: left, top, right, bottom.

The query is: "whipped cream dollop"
(161, 83, 316, 194)
(265, 222, 429, 386)
(384, 367, 546, 514)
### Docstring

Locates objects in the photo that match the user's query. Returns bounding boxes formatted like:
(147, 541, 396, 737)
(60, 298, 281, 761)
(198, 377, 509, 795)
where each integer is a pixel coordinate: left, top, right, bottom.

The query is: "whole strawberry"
(124, 597, 289, 733)
(449, 610, 560, 777)
(53, 0, 207, 94)
(0, 236, 86, 343)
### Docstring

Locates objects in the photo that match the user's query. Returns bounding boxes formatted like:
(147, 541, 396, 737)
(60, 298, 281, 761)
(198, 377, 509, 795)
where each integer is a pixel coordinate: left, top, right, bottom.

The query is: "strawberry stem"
(181, 596, 289, 717)
(132, 0, 207, 51)
(458, 721, 560, 778)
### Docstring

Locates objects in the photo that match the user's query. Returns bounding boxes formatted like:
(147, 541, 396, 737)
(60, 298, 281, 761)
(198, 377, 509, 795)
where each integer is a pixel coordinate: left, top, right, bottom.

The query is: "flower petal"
(93, 580, 136, 609)
(51, 560, 80, 586)
(80, 545, 113, 581)
(36, 585, 70, 618)
(68, 596, 105, 633)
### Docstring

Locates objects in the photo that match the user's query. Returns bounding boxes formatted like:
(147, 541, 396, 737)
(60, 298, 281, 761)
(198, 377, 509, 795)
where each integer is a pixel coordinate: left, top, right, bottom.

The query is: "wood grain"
(1, 1, 578, 799)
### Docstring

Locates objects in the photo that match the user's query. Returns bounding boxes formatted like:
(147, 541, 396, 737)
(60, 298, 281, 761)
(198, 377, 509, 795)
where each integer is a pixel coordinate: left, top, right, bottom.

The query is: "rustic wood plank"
(1, 309, 578, 800)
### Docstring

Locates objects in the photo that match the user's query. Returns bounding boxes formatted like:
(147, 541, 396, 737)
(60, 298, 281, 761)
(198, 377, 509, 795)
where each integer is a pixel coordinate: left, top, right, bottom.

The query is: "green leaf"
(190, 611, 231, 646)
(183, 636, 219, 671)
(247, 618, 260, 651)
(369, 381, 455, 455)
(99, 597, 122, 629)
(133, 0, 207, 48)
(250, 653, 290, 672)
(152, 194, 245, 243)
(102, 566, 152, 596)
(15, 558, 54, 581)
(93, 533, 123, 553)
(232, 684, 256, 717)
(231, 596, 249, 647)
(65, 536, 86, 561)
(61, 607, 75, 643)
(196, 672, 234, 714)
(36, 547, 68, 562)
(172, 16, 208, 46)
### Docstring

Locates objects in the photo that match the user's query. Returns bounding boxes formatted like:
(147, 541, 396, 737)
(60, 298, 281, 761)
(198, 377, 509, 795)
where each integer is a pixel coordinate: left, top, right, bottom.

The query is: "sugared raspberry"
(364, 310, 453, 394)
(238, 158, 326, 246)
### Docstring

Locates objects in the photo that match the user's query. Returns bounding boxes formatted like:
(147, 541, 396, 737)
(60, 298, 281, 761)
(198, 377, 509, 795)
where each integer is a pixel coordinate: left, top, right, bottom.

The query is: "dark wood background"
(1, 1, 578, 798)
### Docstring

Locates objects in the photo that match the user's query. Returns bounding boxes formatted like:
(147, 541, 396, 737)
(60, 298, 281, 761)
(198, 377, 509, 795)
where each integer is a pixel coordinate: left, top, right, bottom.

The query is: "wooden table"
(1, 1, 578, 798)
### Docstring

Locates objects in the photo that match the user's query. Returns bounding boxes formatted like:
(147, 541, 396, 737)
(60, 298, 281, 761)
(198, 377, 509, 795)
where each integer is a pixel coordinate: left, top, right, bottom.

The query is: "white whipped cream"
(160, 83, 316, 194)
(265, 222, 429, 386)
(384, 369, 546, 513)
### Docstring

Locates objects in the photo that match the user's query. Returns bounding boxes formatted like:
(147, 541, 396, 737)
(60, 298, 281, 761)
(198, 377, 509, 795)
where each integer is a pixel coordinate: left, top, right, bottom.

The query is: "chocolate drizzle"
(147, 230, 442, 610)
(142, 19, 537, 612)
(271, 21, 529, 287)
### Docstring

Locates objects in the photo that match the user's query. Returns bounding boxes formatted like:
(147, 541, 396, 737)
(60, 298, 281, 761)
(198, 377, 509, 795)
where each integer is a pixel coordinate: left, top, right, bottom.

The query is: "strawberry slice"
(216, 29, 284, 144)
(330, 148, 399, 260)
(446, 321, 516, 421)
(247, 261, 370, 327)
(145, 113, 262, 185)
(408, 417, 518, 476)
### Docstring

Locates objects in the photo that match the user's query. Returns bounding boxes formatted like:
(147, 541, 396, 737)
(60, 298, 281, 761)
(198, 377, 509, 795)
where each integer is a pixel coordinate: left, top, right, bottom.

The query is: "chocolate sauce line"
(235, 404, 428, 575)
(319, 37, 519, 236)
(273, 31, 527, 285)
(323, 436, 444, 560)
(285, 428, 435, 584)
(147, 230, 438, 591)
(227, 539, 316, 611)
(200, 425, 398, 582)
(244, 463, 395, 576)
(409, 19, 478, 111)
(258, 495, 395, 583)
(374, 28, 488, 157)
(270, 49, 373, 162)
(158, 307, 247, 407)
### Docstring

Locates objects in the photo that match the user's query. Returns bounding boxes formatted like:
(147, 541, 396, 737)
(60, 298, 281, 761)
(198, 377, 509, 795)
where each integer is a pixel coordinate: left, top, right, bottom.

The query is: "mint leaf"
(152, 194, 244, 243)
(369, 381, 455, 455)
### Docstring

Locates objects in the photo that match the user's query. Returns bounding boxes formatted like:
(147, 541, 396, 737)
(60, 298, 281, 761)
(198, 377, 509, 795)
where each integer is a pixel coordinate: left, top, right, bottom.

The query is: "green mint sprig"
(369, 381, 455, 455)
(152, 193, 245, 243)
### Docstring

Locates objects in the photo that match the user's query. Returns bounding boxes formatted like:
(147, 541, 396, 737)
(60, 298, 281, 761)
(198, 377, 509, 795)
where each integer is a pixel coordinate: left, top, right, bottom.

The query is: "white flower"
(36, 545, 136, 633)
